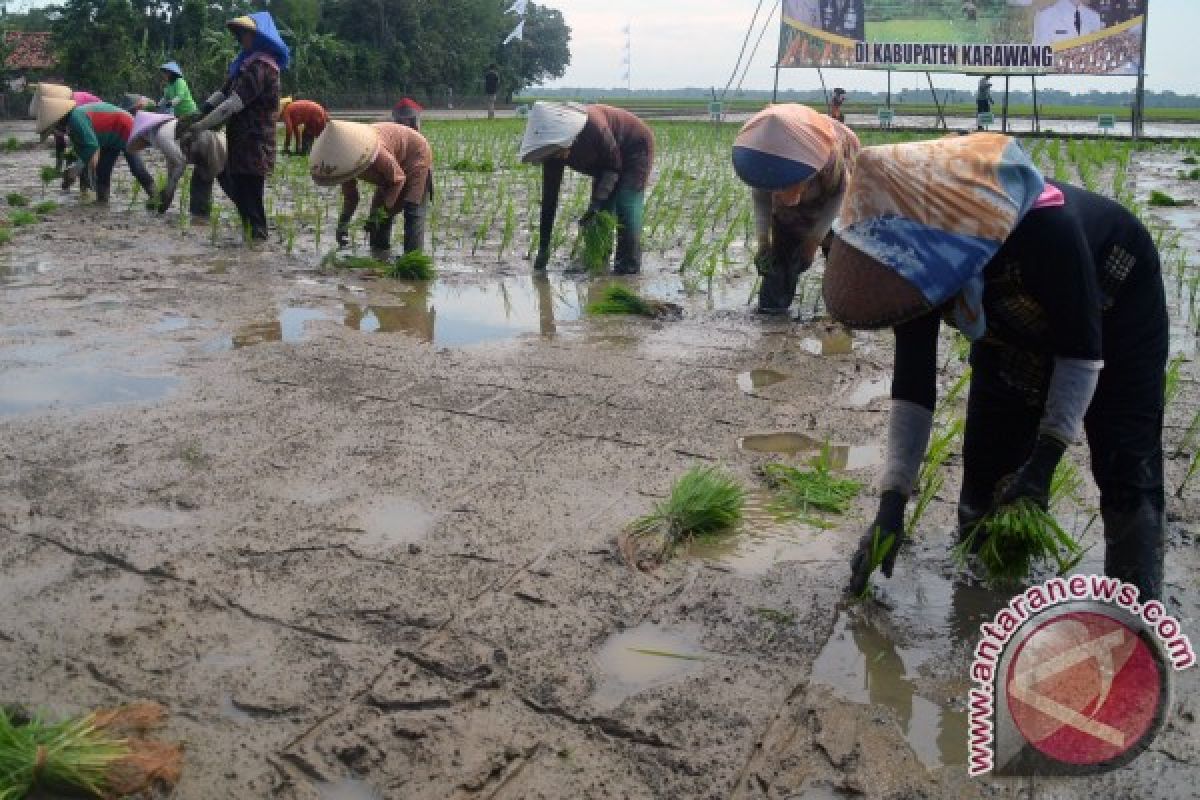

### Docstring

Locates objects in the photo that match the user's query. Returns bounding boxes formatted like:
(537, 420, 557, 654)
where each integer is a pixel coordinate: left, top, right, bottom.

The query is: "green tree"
(496, 2, 569, 100)
(54, 0, 138, 95)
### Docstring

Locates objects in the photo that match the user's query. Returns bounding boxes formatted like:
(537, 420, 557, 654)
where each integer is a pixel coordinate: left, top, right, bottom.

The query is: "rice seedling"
(760, 444, 863, 523)
(33, 200, 58, 215)
(6, 193, 28, 208)
(39, 166, 60, 197)
(1149, 190, 1192, 208)
(1165, 354, 1186, 406)
(9, 210, 37, 227)
(1183, 155, 1198, 165)
(1178, 450, 1199, 498)
(578, 210, 618, 273)
(2, 136, 19, 152)
(907, 416, 964, 531)
(0, 227, 11, 246)
(620, 466, 745, 567)
(587, 285, 679, 319)
(1050, 459, 1085, 508)
(954, 500, 1085, 586)
(1179, 168, 1200, 181)
(856, 526, 898, 600)
(385, 251, 436, 280)
(334, 254, 388, 270)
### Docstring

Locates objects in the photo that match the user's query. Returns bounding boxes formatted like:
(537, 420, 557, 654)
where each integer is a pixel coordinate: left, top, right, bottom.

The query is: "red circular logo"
(1006, 611, 1165, 766)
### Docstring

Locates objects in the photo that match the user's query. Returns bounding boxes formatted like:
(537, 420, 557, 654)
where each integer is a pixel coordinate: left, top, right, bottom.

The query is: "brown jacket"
(343, 123, 433, 217)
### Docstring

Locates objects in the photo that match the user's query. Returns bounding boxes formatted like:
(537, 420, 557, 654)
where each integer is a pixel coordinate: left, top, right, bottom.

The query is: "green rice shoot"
(0, 708, 129, 798)
(1149, 190, 1191, 208)
(587, 285, 657, 317)
(385, 250, 436, 280)
(9, 211, 37, 228)
(336, 255, 388, 271)
(625, 466, 745, 563)
(954, 499, 1085, 587)
(6, 193, 28, 208)
(579, 210, 618, 273)
(760, 444, 862, 524)
(856, 526, 898, 600)
(0, 227, 11, 246)
(34, 201, 58, 215)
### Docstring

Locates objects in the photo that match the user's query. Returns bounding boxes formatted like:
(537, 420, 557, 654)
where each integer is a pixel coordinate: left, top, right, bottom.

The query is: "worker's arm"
(535, 159, 566, 268)
(847, 310, 940, 596)
(155, 125, 188, 212)
(589, 126, 622, 209)
(282, 109, 294, 152)
(67, 111, 100, 170)
(370, 150, 407, 216)
(337, 180, 360, 247)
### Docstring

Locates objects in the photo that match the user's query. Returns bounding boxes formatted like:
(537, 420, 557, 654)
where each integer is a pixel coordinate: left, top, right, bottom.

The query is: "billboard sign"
(779, 1, 1147, 76)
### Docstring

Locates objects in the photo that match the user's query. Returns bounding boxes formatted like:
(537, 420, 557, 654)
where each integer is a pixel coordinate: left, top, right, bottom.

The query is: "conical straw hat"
(28, 82, 73, 118)
(309, 120, 379, 187)
(519, 101, 588, 163)
(37, 96, 76, 135)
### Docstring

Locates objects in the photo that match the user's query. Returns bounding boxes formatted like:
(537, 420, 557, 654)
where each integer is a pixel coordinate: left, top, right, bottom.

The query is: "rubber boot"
(402, 202, 427, 253)
(613, 225, 642, 275)
(757, 256, 802, 315)
(190, 176, 213, 219)
(1102, 502, 1165, 602)
(368, 214, 394, 251)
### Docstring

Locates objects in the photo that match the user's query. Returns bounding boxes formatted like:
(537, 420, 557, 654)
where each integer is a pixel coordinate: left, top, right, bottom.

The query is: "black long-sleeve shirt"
(892, 182, 1156, 411)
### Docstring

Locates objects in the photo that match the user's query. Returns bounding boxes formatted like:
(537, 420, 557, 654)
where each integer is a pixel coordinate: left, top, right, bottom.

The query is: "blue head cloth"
(227, 11, 291, 79)
(160, 61, 183, 78)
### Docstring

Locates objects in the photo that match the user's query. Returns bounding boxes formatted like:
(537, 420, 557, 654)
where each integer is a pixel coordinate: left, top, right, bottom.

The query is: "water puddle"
(150, 314, 191, 333)
(0, 366, 178, 416)
(737, 369, 790, 394)
(812, 612, 967, 771)
(346, 496, 436, 552)
(592, 623, 707, 708)
(738, 433, 883, 470)
(800, 330, 854, 356)
(685, 492, 840, 575)
(846, 377, 891, 407)
(316, 779, 384, 800)
(212, 306, 336, 350)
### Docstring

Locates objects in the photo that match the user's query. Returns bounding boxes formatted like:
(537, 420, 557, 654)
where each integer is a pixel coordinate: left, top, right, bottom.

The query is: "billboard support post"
(772, 61, 780, 104)
(1002, 75, 1010, 133)
(887, 70, 892, 109)
(1133, 1, 1151, 139)
(926, 72, 946, 130)
(816, 66, 830, 112)
(1031, 76, 1040, 133)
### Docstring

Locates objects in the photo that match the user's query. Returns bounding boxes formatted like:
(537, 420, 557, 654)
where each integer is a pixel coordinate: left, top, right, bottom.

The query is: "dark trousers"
(958, 268, 1168, 599)
(300, 130, 317, 156)
(94, 148, 154, 203)
(190, 174, 214, 218)
(218, 172, 268, 240)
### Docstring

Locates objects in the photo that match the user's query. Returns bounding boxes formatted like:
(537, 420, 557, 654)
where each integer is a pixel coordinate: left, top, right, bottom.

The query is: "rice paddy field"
(0, 115, 1197, 799)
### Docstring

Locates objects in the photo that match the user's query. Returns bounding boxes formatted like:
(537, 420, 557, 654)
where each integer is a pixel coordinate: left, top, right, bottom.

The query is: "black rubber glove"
(533, 248, 550, 271)
(995, 435, 1067, 511)
(335, 228, 350, 248)
(753, 248, 772, 277)
(62, 164, 80, 191)
(847, 490, 908, 597)
(578, 208, 597, 228)
(174, 113, 202, 139)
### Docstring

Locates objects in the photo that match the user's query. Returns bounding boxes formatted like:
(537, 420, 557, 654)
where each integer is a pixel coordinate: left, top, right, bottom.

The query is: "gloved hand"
(753, 248, 773, 277)
(61, 164, 80, 191)
(994, 435, 1067, 511)
(175, 113, 202, 139)
(336, 228, 350, 248)
(533, 247, 550, 271)
(578, 205, 600, 228)
(847, 490, 908, 596)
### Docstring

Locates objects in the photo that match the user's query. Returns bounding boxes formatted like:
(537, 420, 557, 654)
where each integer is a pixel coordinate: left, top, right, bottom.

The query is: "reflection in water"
(738, 433, 883, 470)
(801, 330, 854, 356)
(0, 366, 178, 416)
(231, 307, 334, 349)
(592, 623, 706, 709)
(685, 492, 839, 575)
(317, 778, 384, 800)
(737, 369, 790, 394)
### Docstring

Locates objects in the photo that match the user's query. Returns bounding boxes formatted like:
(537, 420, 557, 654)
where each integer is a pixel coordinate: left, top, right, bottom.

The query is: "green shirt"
(161, 76, 197, 116)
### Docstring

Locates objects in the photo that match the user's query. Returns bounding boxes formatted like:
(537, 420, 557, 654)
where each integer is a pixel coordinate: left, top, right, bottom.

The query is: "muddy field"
(1, 117, 1198, 799)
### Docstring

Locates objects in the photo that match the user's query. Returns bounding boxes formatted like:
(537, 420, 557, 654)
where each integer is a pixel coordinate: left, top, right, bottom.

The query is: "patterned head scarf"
(830, 134, 1044, 338)
(732, 104, 860, 198)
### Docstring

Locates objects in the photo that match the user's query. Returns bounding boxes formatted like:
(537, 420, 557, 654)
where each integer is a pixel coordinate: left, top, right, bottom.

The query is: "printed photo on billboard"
(778, 0, 1147, 75)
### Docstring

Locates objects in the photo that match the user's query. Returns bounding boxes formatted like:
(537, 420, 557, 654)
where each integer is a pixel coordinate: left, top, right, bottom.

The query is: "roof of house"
(4, 31, 57, 70)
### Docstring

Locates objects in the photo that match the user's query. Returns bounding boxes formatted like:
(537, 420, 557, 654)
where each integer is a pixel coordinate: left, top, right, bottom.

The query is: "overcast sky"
(535, 0, 1192, 94)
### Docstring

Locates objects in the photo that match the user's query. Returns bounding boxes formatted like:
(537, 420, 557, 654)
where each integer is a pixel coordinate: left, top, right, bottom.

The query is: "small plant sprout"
(34, 200, 58, 216)
(587, 285, 679, 319)
(760, 444, 863, 524)
(620, 466, 746, 568)
(0, 226, 11, 246)
(1165, 354, 1186, 406)
(579, 211, 618, 273)
(857, 526, 898, 600)
(6, 193, 29, 208)
(385, 251, 436, 280)
(2, 136, 19, 152)
(9, 210, 37, 227)
(39, 167, 60, 197)
(1149, 190, 1192, 208)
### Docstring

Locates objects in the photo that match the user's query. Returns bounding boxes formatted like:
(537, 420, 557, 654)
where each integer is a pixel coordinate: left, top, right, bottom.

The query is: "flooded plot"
(592, 623, 707, 708)
(801, 330, 855, 357)
(0, 366, 178, 416)
(739, 432, 883, 470)
(686, 492, 841, 575)
(737, 369, 790, 393)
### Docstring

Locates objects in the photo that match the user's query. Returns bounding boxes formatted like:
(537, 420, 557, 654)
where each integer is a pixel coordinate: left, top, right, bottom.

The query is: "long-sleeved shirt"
(65, 103, 134, 168)
(539, 104, 655, 246)
(282, 100, 328, 150)
(221, 54, 282, 176)
(341, 123, 433, 219)
(161, 76, 197, 116)
(891, 182, 1157, 412)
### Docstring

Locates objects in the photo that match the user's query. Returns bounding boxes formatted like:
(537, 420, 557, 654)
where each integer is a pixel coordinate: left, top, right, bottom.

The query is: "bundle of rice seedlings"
(760, 445, 862, 523)
(336, 255, 388, 271)
(2, 137, 19, 153)
(33, 201, 58, 216)
(6, 193, 28, 208)
(620, 466, 745, 568)
(954, 499, 1085, 587)
(385, 250, 436, 280)
(9, 211, 36, 228)
(586, 285, 680, 319)
(1149, 190, 1192, 208)
(0, 702, 182, 799)
(0, 227, 11, 246)
(579, 211, 618, 273)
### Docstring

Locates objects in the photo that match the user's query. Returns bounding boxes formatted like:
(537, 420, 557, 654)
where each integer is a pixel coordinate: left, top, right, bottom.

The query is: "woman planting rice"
(280, 98, 328, 155)
(520, 102, 655, 275)
(178, 11, 287, 242)
(309, 120, 434, 253)
(731, 103, 860, 314)
(127, 111, 227, 218)
(829, 134, 1167, 600)
(37, 96, 156, 203)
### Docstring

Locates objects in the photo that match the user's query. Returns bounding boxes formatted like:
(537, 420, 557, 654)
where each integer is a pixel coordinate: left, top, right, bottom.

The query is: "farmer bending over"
(825, 135, 1166, 601)
(309, 120, 433, 253)
(127, 111, 226, 219)
(281, 98, 328, 155)
(732, 103, 860, 315)
(178, 11, 287, 242)
(520, 102, 655, 274)
(37, 96, 155, 203)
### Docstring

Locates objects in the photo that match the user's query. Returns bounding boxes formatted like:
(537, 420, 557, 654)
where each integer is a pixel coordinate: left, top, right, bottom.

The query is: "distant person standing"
(963, 0, 979, 21)
(391, 97, 423, 130)
(158, 62, 197, 116)
(280, 99, 328, 155)
(1034, 0, 1104, 46)
(975, 76, 993, 129)
(484, 64, 501, 120)
(829, 88, 847, 123)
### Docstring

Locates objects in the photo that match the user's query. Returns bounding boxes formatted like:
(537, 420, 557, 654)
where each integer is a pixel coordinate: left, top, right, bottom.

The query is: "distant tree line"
(1, 0, 570, 106)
